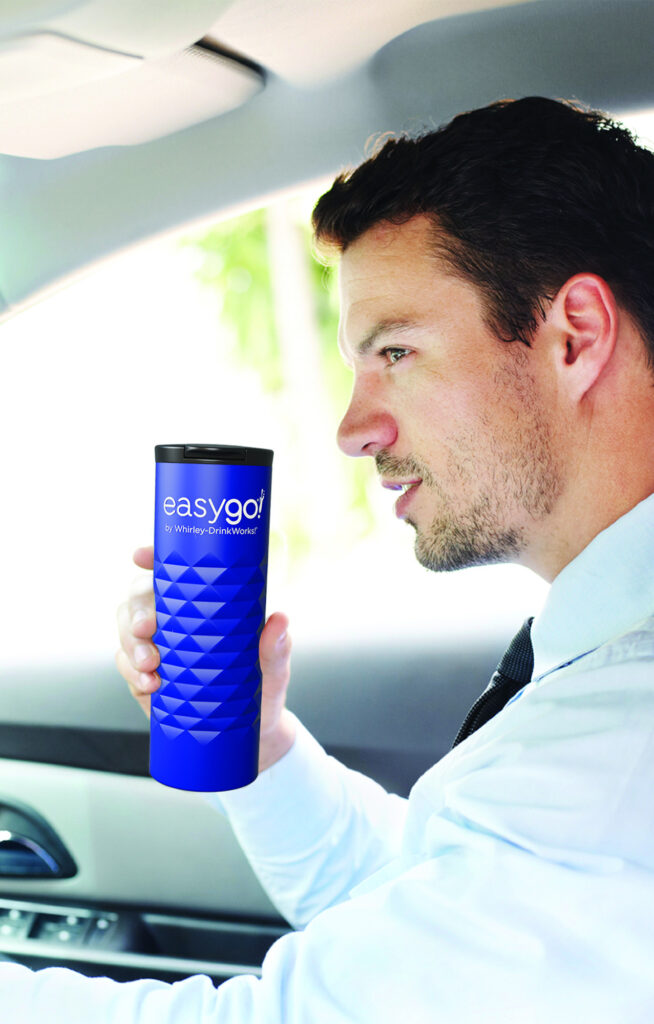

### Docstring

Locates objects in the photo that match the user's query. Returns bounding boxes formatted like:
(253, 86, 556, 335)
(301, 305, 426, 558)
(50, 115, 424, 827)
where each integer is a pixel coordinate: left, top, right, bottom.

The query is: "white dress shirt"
(3, 494, 654, 1022)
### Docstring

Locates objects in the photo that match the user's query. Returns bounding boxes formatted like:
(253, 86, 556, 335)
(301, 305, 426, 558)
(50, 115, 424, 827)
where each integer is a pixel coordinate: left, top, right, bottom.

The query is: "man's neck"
(522, 483, 654, 583)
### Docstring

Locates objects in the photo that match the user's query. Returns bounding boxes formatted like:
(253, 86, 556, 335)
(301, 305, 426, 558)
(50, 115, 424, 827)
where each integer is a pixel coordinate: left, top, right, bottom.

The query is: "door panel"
(0, 641, 502, 979)
(0, 758, 278, 918)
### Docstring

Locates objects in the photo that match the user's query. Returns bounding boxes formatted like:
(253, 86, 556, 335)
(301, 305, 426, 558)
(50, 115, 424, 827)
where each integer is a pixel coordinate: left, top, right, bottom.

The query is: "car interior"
(0, 0, 652, 987)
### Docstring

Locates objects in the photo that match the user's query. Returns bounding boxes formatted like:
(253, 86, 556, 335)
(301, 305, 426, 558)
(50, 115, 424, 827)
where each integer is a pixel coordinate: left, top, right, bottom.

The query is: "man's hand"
(116, 546, 296, 772)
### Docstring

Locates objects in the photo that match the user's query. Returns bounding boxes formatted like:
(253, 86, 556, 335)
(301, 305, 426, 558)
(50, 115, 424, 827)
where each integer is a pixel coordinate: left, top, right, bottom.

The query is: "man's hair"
(312, 96, 654, 366)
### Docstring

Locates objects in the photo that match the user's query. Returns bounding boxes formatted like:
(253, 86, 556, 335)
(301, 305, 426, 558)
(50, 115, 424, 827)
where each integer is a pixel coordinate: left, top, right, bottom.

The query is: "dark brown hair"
(312, 97, 654, 365)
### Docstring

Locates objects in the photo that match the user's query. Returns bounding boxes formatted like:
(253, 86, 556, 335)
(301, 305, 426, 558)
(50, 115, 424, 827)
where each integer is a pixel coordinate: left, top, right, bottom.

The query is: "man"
(4, 96, 654, 1020)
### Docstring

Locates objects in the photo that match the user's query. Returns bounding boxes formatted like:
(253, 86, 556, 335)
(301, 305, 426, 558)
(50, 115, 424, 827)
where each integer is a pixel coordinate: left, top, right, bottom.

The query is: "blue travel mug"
(150, 444, 273, 792)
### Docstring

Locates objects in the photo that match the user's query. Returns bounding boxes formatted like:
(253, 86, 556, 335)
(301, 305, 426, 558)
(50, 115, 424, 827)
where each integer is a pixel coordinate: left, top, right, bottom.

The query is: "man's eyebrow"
(354, 319, 422, 357)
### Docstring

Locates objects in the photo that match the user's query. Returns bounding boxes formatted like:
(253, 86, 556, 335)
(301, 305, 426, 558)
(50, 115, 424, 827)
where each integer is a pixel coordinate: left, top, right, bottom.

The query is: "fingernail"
(134, 644, 151, 667)
(139, 672, 154, 691)
(275, 631, 287, 648)
(132, 610, 148, 627)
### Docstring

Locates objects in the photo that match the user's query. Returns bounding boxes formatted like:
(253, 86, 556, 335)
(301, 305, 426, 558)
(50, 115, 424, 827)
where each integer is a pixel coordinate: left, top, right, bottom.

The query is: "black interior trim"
(0, 723, 435, 796)
(0, 724, 149, 777)
(0, 643, 505, 795)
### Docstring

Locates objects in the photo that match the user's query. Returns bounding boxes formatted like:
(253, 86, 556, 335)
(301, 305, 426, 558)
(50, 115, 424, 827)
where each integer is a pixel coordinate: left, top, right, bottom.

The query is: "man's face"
(336, 215, 564, 574)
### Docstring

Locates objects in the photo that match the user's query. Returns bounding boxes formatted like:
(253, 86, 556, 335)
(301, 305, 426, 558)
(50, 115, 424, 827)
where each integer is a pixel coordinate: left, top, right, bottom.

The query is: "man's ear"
(546, 274, 618, 402)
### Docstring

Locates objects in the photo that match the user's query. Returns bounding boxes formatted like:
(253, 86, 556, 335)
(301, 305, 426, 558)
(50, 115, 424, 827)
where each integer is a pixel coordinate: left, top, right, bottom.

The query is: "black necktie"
(451, 617, 534, 748)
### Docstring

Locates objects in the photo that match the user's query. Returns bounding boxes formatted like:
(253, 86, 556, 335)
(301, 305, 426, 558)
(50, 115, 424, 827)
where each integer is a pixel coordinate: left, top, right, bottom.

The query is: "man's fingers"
(115, 646, 159, 695)
(117, 600, 160, 672)
(133, 545, 154, 571)
(260, 611, 290, 658)
(125, 552, 157, 639)
(126, 595, 157, 640)
(116, 545, 159, 719)
(114, 648, 158, 719)
(259, 612, 291, 691)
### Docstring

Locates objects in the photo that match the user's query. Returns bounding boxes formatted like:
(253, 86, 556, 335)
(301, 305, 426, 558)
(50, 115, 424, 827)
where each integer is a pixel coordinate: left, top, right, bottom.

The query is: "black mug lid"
(155, 444, 273, 466)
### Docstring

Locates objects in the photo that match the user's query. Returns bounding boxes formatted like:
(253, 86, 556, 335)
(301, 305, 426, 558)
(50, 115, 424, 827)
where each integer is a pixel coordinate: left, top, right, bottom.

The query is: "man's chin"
(414, 533, 460, 573)
(412, 522, 455, 573)
(413, 534, 481, 573)
(405, 517, 447, 571)
(413, 520, 523, 573)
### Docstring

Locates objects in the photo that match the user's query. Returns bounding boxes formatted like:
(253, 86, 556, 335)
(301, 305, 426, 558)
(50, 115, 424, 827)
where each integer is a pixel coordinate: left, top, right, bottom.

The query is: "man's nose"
(337, 386, 397, 457)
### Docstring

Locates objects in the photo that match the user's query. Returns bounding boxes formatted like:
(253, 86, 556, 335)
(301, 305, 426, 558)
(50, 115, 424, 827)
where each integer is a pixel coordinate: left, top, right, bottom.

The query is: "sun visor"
(0, 32, 139, 100)
(0, 35, 262, 158)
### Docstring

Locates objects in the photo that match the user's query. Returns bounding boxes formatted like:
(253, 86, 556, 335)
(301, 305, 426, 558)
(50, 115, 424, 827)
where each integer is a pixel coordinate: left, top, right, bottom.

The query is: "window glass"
(3, 184, 575, 671)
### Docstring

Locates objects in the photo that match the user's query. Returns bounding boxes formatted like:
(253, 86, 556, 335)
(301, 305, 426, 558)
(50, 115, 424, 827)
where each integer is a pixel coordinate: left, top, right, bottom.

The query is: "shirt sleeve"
(203, 713, 408, 927)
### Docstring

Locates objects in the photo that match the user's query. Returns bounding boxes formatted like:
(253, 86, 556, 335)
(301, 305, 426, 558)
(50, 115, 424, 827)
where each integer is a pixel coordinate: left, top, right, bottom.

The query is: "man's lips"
(380, 478, 422, 518)
(380, 477, 422, 492)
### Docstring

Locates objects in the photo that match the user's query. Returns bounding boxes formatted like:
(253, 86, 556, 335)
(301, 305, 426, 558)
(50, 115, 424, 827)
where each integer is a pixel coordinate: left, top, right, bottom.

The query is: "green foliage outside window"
(186, 209, 284, 394)
(181, 201, 376, 567)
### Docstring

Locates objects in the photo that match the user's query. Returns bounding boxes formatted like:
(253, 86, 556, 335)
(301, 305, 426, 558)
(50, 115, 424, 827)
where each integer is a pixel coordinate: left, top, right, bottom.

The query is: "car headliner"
(0, 0, 652, 319)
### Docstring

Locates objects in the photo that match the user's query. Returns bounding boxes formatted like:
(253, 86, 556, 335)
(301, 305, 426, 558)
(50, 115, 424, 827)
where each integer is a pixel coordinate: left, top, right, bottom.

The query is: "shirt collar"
(531, 493, 654, 680)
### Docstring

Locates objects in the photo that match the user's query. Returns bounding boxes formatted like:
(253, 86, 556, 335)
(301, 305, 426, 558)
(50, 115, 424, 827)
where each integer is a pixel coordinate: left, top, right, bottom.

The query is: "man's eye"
(380, 347, 410, 365)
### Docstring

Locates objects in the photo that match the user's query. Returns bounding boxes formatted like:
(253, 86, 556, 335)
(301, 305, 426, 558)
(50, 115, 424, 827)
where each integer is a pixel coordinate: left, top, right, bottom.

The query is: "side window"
(0, 190, 550, 674)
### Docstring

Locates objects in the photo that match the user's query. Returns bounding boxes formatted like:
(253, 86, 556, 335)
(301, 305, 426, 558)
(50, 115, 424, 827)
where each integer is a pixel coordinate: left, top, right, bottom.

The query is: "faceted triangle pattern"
(153, 555, 266, 739)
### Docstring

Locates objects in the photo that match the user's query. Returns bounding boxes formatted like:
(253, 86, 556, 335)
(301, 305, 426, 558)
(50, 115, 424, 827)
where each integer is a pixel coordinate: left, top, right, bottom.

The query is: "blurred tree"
(181, 197, 376, 569)
(185, 208, 283, 393)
